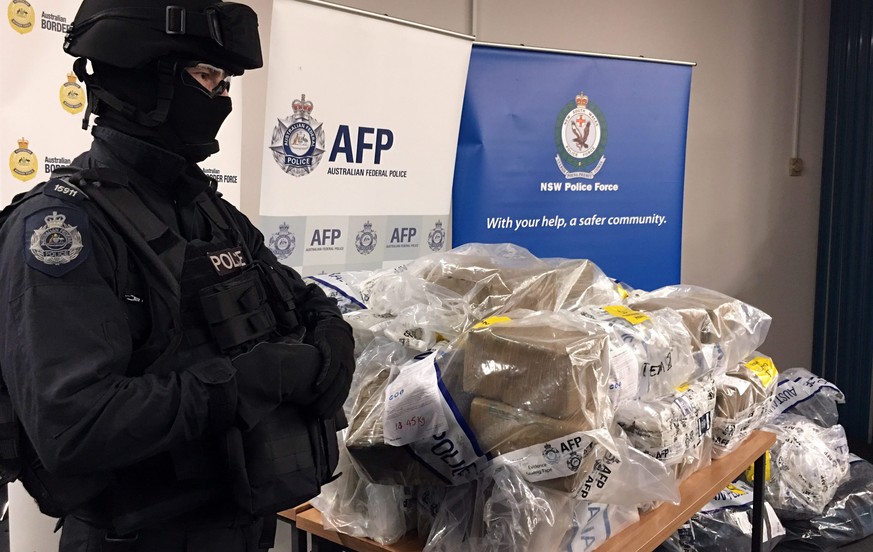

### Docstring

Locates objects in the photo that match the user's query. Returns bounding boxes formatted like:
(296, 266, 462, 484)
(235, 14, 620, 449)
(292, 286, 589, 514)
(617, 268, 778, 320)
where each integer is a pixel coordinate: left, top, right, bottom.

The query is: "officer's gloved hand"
(232, 341, 322, 431)
(308, 317, 355, 418)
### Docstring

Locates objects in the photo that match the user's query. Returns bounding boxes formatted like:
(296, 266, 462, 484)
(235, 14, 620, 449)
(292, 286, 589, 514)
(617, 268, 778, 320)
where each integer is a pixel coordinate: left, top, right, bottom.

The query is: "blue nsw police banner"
(452, 44, 693, 290)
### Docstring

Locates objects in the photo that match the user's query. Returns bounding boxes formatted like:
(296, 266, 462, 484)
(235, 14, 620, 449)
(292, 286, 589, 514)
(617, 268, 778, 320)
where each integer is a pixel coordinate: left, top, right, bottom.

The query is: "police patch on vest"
(24, 207, 89, 277)
(208, 246, 248, 276)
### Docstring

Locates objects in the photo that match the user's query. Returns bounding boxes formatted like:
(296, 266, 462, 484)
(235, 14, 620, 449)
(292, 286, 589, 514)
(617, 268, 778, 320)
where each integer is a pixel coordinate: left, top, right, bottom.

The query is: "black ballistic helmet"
(64, 0, 263, 76)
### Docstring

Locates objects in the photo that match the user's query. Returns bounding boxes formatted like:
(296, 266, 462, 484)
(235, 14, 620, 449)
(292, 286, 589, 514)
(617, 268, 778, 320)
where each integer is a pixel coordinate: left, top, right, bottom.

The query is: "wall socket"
(789, 157, 804, 176)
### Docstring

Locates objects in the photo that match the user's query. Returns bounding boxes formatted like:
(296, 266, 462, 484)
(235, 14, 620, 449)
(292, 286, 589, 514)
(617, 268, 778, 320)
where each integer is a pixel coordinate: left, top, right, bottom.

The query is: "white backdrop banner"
(1, 0, 245, 207)
(258, 0, 471, 275)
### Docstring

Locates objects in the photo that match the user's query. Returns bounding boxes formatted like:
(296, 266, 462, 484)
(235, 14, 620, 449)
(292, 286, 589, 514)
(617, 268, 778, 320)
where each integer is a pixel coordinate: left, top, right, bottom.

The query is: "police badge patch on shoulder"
(24, 207, 89, 277)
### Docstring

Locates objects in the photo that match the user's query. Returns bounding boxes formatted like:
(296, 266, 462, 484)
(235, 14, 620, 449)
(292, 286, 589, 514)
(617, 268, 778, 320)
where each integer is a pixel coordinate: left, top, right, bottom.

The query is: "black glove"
(232, 341, 321, 431)
(309, 317, 355, 418)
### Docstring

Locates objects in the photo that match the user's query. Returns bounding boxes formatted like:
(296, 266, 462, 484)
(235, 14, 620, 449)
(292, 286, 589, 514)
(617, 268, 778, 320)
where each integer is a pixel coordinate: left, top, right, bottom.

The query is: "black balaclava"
(90, 59, 232, 163)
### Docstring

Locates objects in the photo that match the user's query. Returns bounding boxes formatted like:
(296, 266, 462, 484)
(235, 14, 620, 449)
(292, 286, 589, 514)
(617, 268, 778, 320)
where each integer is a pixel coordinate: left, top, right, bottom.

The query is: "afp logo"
(268, 221, 296, 260)
(355, 220, 377, 255)
(270, 94, 325, 177)
(554, 91, 608, 179)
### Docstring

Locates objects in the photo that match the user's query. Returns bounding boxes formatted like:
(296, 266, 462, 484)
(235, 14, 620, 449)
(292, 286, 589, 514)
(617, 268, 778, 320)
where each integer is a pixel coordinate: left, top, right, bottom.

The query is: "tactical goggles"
(182, 61, 232, 97)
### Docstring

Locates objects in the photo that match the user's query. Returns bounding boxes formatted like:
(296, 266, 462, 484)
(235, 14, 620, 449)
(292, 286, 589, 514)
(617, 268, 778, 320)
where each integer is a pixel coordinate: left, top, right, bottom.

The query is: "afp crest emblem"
(554, 91, 608, 179)
(269, 94, 325, 177)
(9, 137, 37, 182)
(355, 221, 377, 255)
(60, 73, 86, 114)
(7, 0, 34, 34)
(30, 211, 84, 265)
(427, 220, 446, 252)
(543, 443, 560, 465)
(566, 451, 582, 472)
(268, 221, 296, 260)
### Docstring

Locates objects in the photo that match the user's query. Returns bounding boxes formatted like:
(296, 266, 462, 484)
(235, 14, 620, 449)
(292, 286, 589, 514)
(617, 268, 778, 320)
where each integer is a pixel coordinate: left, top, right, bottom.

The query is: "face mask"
(164, 69, 233, 162)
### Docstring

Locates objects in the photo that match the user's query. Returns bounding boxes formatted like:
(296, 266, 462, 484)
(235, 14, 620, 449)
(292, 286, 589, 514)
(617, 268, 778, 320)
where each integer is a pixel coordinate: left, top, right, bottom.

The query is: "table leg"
(751, 452, 766, 552)
(290, 522, 308, 552)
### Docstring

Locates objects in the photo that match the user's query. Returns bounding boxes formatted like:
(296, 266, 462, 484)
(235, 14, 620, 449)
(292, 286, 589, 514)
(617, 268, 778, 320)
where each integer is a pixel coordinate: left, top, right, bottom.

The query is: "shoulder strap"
(63, 167, 186, 300)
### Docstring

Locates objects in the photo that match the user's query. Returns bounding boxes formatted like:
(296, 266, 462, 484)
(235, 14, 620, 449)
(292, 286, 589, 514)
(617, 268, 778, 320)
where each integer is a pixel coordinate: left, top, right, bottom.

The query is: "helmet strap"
(73, 57, 177, 130)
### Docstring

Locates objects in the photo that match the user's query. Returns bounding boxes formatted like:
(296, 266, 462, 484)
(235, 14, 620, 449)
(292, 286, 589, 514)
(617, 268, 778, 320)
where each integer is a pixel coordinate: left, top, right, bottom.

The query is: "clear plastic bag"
(762, 414, 850, 519)
(768, 367, 845, 428)
(344, 338, 449, 486)
(575, 305, 699, 402)
(423, 464, 574, 552)
(626, 285, 772, 377)
(712, 353, 779, 458)
(615, 373, 716, 470)
(462, 310, 611, 423)
(561, 502, 640, 551)
(780, 455, 873, 551)
(310, 441, 409, 545)
(304, 272, 368, 314)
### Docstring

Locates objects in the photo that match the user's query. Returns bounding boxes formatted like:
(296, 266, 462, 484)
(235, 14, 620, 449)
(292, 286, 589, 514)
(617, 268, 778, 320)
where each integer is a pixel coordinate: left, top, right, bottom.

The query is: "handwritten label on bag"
(383, 355, 448, 446)
(745, 356, 777, 387)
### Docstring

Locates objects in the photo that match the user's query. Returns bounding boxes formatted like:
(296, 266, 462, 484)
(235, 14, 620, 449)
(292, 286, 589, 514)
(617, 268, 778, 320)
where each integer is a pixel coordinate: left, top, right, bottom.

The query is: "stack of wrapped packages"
(305, 243, 791, 551)
(656, 365, 873, 551)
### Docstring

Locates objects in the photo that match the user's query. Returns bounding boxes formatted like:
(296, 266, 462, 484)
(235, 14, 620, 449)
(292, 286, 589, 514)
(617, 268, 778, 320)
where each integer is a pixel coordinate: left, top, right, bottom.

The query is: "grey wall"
(245, 0, 828, 371)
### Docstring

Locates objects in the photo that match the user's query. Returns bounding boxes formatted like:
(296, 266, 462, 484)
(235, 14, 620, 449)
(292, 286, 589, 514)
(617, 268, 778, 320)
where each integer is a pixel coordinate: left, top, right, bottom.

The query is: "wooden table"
(279, 430, 776, 552)
(597, 430, 776, 552)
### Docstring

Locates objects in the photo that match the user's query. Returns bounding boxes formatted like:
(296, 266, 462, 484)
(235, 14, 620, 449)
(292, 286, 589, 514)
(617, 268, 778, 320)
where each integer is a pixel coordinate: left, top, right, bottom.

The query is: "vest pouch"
(226, 406, 342, 515)
(199, 270, 278, 353)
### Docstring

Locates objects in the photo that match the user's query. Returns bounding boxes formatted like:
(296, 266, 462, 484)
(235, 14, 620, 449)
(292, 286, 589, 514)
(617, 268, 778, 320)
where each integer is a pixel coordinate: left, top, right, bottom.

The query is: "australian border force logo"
(30, 211, 83, 265)
(554, 91, 608, 179)
(270, 94, 325, 177)
(268, 222, 297, 260)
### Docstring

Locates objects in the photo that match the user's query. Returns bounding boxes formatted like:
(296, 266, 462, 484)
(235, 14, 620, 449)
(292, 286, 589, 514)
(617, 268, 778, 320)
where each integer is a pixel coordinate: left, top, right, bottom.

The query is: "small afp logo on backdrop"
(554, 91, 608, 179)
(354, 220, 377, 255)
(269, 94, 325, 177)
(60, 72, 85, 115)
(9, 137, 38, 182)
(268, 221, 297, 260)
(427, 220, 446, 252)
(7, 0, 34, 34)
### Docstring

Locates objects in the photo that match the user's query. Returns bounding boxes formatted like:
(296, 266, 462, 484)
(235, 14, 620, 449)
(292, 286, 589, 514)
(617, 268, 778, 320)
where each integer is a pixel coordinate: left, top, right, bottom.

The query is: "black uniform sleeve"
(0, 195, 235, 476)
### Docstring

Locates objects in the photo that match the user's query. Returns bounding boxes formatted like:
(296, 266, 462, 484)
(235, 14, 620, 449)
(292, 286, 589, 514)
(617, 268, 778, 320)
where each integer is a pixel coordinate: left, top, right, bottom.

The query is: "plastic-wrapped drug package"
(503, 258, 624, 313)
(462, 311, 611, 423)
(780, 455, 873, 551)
(311, 442, 411, 545)
(762, 414, 850, 520)
(712, 353, 779, 458)
(412, 243, 551, 319)
(345, 339, 448, 486)
(656, 479, 784, 552)
(626, 285, 772, 376)
(614, 374, 716, 473)
(576, 305, 699, 402)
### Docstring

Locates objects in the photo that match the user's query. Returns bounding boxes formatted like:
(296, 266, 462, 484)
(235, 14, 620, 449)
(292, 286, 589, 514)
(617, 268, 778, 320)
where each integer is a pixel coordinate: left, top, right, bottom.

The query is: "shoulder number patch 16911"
(24, 207, 89, 277)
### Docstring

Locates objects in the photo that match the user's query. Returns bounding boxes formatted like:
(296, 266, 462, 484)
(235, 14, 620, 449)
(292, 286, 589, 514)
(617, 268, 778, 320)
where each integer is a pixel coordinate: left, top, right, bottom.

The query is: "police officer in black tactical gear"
(0, 1, 355, 550)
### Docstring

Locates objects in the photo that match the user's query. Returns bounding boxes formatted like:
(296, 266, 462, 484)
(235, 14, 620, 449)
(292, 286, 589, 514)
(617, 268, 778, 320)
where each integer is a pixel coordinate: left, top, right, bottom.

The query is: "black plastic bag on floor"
(655, 479, 784, 552)
(778, 455, 873, 551)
